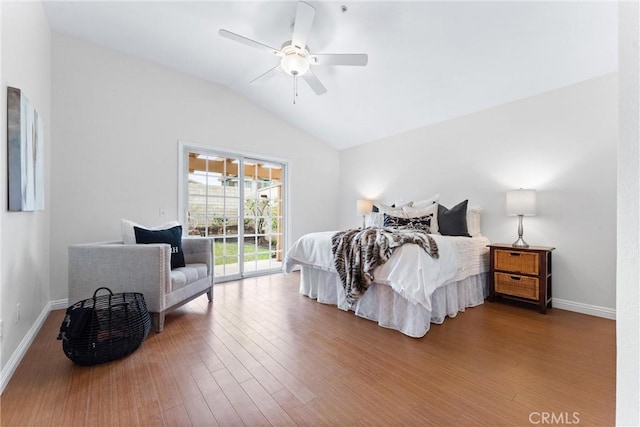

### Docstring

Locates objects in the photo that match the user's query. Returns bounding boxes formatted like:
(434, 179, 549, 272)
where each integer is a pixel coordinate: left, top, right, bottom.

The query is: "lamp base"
(512, 214, 529, 247)
(512, 237, 529, 248)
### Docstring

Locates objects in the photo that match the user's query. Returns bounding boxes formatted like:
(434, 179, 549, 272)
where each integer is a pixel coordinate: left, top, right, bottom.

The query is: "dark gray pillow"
(438, 200, 470, 237)
(134, 225, 186, 268)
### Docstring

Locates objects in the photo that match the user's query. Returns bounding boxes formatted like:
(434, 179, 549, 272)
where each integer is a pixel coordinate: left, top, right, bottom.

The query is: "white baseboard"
(553, 298, 616, 320)
(50, 298, 69, 310)
(0, 301, 58, 394)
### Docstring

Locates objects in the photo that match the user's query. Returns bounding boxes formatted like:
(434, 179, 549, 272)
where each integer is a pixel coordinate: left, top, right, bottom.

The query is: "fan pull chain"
(292, 73, 299, 105)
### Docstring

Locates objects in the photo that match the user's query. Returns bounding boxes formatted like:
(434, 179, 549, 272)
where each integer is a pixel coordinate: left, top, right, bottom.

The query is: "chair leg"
(152, 312, 165, 333)
(207, 285, 214, 302)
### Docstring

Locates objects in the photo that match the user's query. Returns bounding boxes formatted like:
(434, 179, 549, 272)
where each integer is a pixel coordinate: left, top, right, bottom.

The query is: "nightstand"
(487, 244, 555, 314)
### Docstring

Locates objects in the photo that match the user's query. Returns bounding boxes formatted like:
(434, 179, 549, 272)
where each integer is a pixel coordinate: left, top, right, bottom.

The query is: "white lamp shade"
(356, 199, 374, 215)
(506, 189, 537, 216)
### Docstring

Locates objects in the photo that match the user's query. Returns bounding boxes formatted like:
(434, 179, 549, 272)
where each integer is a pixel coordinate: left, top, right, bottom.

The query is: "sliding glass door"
(242, 159, 284, 274)
(181, 146, 286, 281)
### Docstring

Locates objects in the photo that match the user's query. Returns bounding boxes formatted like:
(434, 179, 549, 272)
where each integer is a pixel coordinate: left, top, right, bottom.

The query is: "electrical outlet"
(16, 303, 20, 323)
(0, 319, 3, 341)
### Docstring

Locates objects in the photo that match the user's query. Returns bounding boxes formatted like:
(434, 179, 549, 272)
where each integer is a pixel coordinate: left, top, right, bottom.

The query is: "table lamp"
(357, 199, 373, 229)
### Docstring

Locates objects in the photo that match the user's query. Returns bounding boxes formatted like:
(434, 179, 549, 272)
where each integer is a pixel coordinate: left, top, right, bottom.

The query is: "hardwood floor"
(1, 272, 615, 426)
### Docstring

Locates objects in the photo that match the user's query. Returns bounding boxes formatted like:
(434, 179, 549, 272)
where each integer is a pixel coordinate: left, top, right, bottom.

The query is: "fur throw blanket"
(331, 227, 439, 306)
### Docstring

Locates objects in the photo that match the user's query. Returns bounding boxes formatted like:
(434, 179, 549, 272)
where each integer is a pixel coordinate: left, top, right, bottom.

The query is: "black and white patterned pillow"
(383, 213, 432, 233)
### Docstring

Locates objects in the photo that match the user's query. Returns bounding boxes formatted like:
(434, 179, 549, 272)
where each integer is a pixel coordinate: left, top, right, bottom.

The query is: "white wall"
(0, 1, 51, 375)
(617, 1, 640, 424)
(50, 33, 340, 301)
(339, 74, 617, 314)
(0, 0, 4, 375)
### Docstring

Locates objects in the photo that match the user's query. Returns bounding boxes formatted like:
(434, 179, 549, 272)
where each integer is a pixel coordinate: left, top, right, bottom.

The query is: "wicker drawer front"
(495, 250, 539, 275)
(495, 273, 539, 300)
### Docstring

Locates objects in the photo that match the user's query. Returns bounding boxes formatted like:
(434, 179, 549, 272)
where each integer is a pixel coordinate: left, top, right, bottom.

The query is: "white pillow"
(365, 212, 384, 228)
(400, 203, 440, 234)
(374, 201, 413, 214)
(467, 207, 482, 237)
(391, 200, 413, 209)
(121, 219, 181, 244)
(412, 194, 440, 209)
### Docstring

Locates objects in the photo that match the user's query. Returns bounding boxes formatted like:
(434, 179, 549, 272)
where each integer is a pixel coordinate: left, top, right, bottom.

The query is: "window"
(179, 144, 287, 281)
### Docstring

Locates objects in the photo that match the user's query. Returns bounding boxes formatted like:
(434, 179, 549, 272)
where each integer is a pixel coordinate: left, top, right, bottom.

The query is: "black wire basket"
(57, 287, 151, 366)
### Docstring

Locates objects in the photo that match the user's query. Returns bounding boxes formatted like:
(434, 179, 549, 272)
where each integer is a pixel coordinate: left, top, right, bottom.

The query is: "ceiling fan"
(219, 1, 368, 102)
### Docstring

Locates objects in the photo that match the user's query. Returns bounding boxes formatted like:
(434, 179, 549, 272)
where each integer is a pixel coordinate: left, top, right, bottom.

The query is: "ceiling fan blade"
(219, 29, 282, 56)
(291, 2, 315, 50)
(301, 69, 327, 95)
(250, 65, 282, 85)
(310, 54, 369, 66)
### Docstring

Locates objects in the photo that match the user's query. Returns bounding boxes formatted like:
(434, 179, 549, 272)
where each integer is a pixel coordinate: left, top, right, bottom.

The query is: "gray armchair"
(68, 237, 213, 332)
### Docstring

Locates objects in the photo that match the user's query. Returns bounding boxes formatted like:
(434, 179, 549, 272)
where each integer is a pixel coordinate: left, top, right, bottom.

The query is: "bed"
(283, 200, 490, 338)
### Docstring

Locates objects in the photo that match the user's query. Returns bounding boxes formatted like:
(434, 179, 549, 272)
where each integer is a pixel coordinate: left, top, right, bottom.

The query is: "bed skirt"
(299, 266, 488, 338)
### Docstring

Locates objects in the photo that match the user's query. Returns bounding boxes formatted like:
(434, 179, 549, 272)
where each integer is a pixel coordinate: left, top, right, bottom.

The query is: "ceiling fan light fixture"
(219, 1, 367, 97)
(281, 52, 309, 76)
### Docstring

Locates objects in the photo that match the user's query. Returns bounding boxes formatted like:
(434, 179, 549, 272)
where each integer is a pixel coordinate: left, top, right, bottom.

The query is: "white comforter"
(283, 231, 490, 311)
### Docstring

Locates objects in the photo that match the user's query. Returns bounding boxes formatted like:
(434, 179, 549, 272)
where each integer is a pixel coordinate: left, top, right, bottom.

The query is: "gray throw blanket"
(331, 227, 439, 306)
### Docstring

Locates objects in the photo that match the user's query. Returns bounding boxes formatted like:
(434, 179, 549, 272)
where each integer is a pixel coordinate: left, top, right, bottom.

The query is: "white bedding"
(297, 267, 487, 337)
(284, 231, 490, 312)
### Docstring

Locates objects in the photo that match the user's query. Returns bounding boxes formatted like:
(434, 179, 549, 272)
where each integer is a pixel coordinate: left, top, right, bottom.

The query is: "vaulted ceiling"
(42, 1, 618, 150)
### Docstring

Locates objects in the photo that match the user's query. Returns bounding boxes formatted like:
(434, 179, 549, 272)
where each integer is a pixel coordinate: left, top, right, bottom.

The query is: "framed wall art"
(7, 86, 44, 212)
